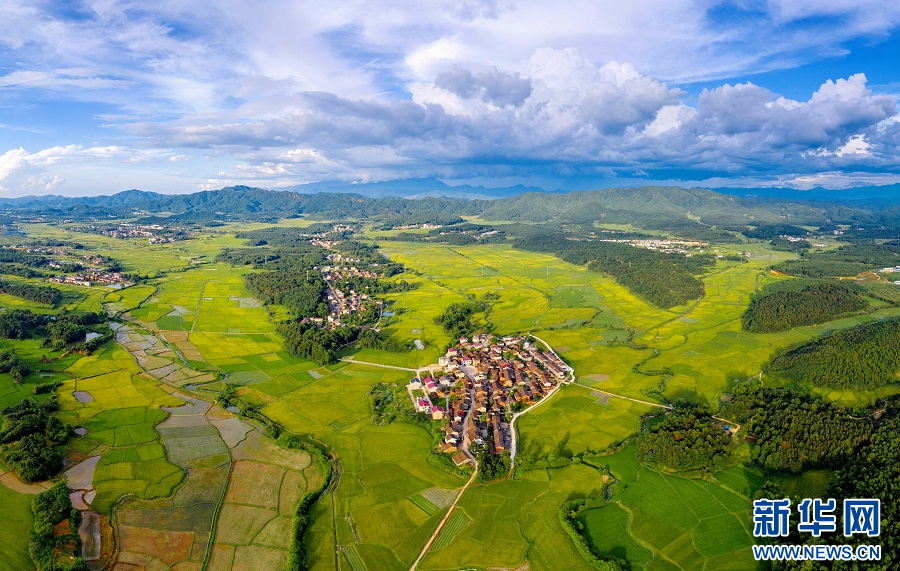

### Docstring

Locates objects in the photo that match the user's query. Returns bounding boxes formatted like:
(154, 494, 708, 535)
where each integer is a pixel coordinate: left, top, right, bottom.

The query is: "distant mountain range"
(1, 178, 898, 208)
(714, 184, 900, 207)
(0, 181, 896, 232)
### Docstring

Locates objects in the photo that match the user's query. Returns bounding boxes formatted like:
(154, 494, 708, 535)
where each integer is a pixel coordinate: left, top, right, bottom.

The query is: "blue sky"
(0, 0, 898, 196)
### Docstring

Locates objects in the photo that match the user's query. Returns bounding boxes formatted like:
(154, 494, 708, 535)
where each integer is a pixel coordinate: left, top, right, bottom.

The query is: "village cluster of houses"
(408, 334, 571, 464)
(22, 245, 68, 256)
(48, 267, 128, 287)
(322, 285, 381, 326)
(604, 238, 708, 255)
(318, 265, 380, 280)
(68, 223, 189, 243)
(391, 223, 444, 230)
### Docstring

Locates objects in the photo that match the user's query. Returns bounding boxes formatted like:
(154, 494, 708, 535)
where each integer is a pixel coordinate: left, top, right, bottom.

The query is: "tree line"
(764, 318, 900, 389)
(515, 233, 714, 308)
(0, 280, 62, 305)
(724, 384, 869, 473)
(741, 282, 868, 332)
(637, 405, 732, 472)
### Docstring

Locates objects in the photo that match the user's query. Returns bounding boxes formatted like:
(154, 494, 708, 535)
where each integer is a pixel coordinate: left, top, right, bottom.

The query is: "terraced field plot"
(517, 384, 655, 459)
(578, 503, 653, 568)
(113, 401, 231, 570)
(113, 322, 216, 387)
(418, 463, 607, 571)
(208, 430, 325, 571)
(55, 357, 186, 515)
(0, 473, 35, 571)
(262, 364, 465, 571)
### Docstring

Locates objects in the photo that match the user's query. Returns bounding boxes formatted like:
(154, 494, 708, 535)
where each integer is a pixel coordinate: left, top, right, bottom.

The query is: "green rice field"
(0, 219, 893, 571)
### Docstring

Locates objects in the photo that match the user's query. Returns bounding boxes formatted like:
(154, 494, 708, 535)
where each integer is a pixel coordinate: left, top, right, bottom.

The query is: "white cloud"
(0, 1, 897, 193)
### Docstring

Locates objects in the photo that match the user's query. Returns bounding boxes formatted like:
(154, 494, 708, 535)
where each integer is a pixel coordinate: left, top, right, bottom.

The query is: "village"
(47, 267, 129, 287)
(68, 222, 191, 243)
(407, 334, 573, 467)
(600, 238, 708, 254)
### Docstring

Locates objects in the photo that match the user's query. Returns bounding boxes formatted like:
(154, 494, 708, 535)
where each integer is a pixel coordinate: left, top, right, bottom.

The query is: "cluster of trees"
(0, 398, 71, 481)
(741, 282, 868, 332)
(0, 247, 51, 268)
(30, 481, 88, 571)
(724, 384, 869, 473)
(515, 234, 714, 308)
(772, 243, 900, 278)
(217, 246, 326, 270)
(367, 382, 412, 425)
(636, 406, 732, 472)
(0, 309, 107, 351)
(476, 449, 511, 483)
(277, 321, 403, 364)
(765, 318, 900, 389)
(0, 263, 44, 278)
(235, 226, 352, 247)
(0, 280, 62, 305)
(741, 224, 809, 240)
(0, 350, 30, 382)
(355, 329, 405, 352)
(750, 396, 900, 570)
(768, 237, 811, 252)
(276, 321, 357, 364)
(245, 271, 328, 318)
(559, 499, 628, 571)
(433, 301, 489, 339)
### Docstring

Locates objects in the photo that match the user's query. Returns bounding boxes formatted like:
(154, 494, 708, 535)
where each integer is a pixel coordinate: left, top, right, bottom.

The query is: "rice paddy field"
(516, 384, 655, 459)
(0, 478, 34, 571)
(207, 429, 326, 571)
(2, 221, 897, 571)
(578, 446, 762, 571)
(262, 363, 467, 571)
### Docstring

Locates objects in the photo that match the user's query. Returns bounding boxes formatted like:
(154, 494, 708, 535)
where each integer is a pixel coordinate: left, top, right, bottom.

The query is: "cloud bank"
(0, 1, 897, 194)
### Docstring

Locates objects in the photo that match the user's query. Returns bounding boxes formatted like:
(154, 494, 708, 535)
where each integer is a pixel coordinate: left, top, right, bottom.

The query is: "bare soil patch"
(232, 545, 286, 570)
(225, 462, 282, 508)
(0, 471, 52, 494)
(119, 526, 194, 566)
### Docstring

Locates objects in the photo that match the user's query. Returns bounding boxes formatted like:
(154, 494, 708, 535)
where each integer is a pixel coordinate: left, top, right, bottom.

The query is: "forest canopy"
(741, 281, 868, 332)
(514, 234, 714, 308)
(764, 318, 900, 389)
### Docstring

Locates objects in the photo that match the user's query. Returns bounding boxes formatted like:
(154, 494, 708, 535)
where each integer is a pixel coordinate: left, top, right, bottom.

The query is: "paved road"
(583, 387, 673, 410)
(338, 358, 417, 373)
(508, 380, 563, 470)
(409, 461, 479, 571)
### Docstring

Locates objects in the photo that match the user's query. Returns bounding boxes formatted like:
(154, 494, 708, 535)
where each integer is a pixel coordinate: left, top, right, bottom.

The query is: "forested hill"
(0, 185, 841, 227)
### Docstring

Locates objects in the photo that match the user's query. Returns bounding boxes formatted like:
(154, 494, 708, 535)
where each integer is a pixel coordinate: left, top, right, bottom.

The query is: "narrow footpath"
(409, 462, 479, 571)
